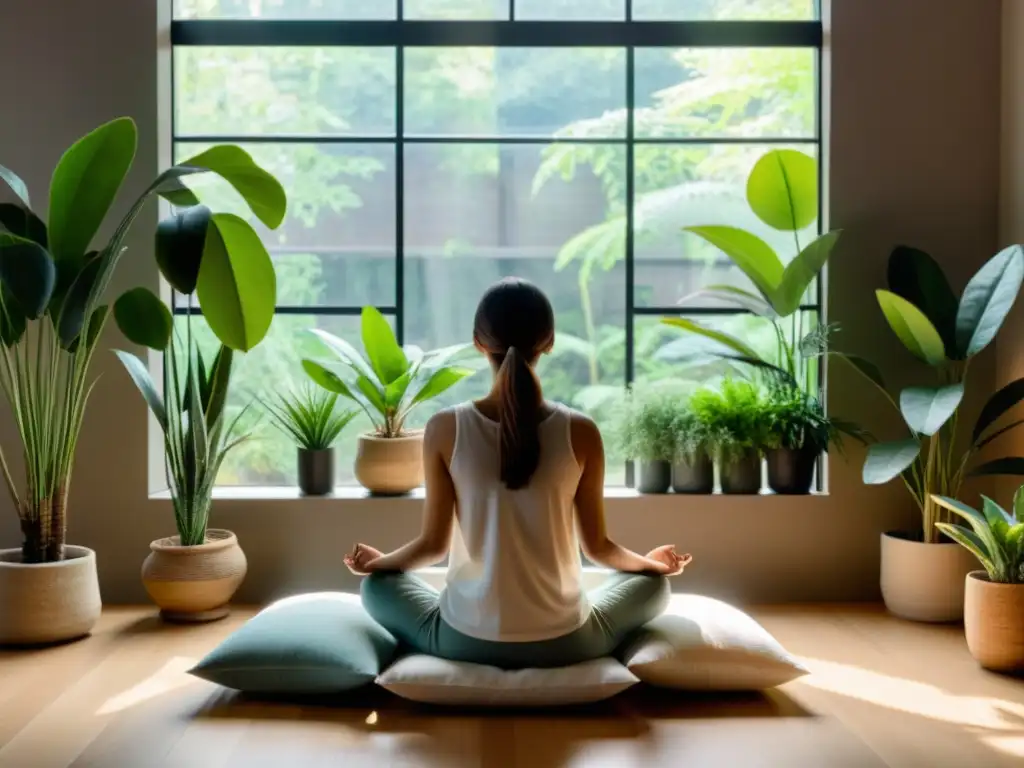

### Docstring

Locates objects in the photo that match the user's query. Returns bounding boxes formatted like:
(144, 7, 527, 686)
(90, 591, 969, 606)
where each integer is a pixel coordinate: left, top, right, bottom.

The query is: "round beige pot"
(141, 529, 247, 623)
(880, 532, 977, 623)
(354, 431, 424, 495)
(964, 571, 1024, 672)
(0, 546, 101, 646)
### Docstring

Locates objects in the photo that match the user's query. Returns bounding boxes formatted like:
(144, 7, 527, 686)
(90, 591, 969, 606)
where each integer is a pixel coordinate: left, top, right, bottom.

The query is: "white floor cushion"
(621, 594, 809, 691)
(376, 655, 639, 706)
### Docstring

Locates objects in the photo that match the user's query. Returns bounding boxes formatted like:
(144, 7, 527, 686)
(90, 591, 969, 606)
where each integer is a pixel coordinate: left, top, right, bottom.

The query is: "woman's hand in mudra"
(344, 543, 384, 576)
(645, 545, 692, 576)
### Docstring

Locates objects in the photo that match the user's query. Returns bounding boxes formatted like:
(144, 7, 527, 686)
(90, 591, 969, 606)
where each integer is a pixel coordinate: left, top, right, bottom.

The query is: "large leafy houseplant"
(0, 117, 283, 562)
(842, 245, 1024, 543)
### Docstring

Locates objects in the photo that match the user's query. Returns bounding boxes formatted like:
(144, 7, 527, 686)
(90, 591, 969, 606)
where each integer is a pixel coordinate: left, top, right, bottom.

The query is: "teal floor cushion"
(190, 592, 398, 694)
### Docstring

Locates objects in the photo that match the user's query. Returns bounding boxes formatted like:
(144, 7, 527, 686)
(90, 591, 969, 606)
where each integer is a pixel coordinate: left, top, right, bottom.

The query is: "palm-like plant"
(262, 386, 357, 451)
(302, 307, 476, 438)
(932, 493, 1024, 584)
(0, 118, 283, 562)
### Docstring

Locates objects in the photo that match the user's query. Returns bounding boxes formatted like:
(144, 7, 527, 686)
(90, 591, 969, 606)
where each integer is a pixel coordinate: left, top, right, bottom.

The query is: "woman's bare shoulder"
(566, 408, 603, 465)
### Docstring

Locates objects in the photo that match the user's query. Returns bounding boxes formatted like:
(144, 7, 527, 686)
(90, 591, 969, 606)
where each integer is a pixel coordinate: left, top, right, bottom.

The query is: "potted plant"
(671, 407, 714, 494)
(302, 307, 476, 495)
(0, 118, 280, 643)
(610, 387, 679, 494)
(932, 492, 1024, 672)
(262, 385, 357, 496)
(691, 379, 769, 495)
(838, 244, 1024, 622)
(762, 386, 834, 495)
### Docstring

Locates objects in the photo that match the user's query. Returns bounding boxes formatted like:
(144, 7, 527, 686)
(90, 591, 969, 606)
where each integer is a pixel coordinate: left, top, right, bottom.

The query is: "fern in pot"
(262, 386, 357, 496)
(671, 407, 714, 495)
(0, 118, 281, 643)
(303, 307, 476, 495)
(691, 379, 770, 495)
(611, 387, 680, 494)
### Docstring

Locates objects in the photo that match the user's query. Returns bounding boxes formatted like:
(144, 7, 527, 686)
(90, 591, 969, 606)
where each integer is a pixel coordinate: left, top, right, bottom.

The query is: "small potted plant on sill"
(671, 407, 714, 495)
(610, 387, 679, 494)
(834, 245, 1024, 623)
(302, 307, 476, 495)
(0, 118, 282, 644)
(262, 385, 357, 496)
(691, 379, 769, 495)
(932, 492, 1024, 672)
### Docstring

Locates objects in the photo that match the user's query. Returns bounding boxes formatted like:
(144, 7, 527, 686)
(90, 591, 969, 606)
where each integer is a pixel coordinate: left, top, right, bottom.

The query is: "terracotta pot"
(354, 431, 424, 495)
(0, 545, 101, 646)
(141, 529, 247, 623)
(964, 571, 1024, 672)
(880, 532, 977, 622)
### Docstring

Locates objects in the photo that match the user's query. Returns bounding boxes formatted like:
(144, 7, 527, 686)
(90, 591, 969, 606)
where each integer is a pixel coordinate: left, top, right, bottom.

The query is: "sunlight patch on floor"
(984, 735, 1024, 757)
(95, 656, 198, 716)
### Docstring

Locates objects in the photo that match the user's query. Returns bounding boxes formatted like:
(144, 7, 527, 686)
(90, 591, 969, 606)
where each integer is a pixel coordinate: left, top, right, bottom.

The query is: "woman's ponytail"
(495, 346, 543, 490)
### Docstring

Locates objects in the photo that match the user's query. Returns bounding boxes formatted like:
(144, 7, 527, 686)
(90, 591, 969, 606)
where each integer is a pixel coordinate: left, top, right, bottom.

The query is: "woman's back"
(439, 401, 588, 642)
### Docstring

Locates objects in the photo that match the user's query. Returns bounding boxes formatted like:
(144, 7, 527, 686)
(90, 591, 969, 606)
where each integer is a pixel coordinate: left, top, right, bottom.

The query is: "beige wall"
(0, 0, 1005, 605)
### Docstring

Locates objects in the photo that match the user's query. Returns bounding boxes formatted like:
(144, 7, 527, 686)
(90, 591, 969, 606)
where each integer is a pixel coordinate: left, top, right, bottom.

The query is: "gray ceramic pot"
(720, 450, 762, 495)
(767, 445, 819, 495)
(637, 461, 672, 494)
(298, 448, 335, 496)
(671, 451, 714, 494)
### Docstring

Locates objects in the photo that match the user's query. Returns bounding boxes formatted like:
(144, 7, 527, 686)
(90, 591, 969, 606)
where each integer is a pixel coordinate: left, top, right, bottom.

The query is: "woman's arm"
(572, 414, 688, 575)
(345, 412, 456, 574)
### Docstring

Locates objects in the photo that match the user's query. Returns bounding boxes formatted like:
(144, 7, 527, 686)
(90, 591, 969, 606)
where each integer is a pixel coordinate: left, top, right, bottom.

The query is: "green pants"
(361, 571, 669, 669)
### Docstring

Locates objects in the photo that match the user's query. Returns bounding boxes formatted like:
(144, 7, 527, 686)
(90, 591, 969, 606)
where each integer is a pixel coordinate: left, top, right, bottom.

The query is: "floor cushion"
(190, 592, 398, 694)
(376, 654, 639, 706)
(620, 594, 808, 691)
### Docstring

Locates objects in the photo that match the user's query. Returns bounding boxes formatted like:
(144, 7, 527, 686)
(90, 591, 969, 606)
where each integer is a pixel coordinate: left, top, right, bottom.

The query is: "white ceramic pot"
(964, 571, 1024, 672)
(880, 532, 977, 622)
(0, 545, 102, 645)
(141, 529, 247, 623)
(354, 431, 424, 495)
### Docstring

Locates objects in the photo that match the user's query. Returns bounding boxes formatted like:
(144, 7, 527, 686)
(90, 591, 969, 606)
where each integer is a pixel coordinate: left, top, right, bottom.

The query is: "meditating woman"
(345, 277, 691, 669)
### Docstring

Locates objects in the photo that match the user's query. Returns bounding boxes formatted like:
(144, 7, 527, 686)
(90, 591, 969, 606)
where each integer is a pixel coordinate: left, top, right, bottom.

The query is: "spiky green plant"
(690, 379, 771, 465)
(262, 386, 357, 451)
(932, 492, 1024, 584)
(610, 387, 682, 463)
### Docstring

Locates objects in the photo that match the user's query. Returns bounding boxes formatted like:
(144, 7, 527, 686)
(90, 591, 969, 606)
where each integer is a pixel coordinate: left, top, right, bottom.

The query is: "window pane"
(635, 48, 816, 139)
(516, 0, 623, 20)
(405, 0, 507, 19)
(405, 48, 626, 138)
(403, 142, 626, 479)
(631, 144, 819, 308)
(177, 313, 390, 487)
(174, 0, 397, 19)
(174, 143, 396, 308)
(175, 47, 396, 137)
(633, 0, 816, 21)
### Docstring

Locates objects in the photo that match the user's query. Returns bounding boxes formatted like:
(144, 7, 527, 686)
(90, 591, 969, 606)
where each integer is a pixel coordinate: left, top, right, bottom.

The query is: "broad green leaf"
(410, 366, 475, 408)
(970, 457, 1024, 477)
(745, 149, 818, 232)
(113, 287, 172, 351)
(309, 328, 376, 381)
(356, 374, 387, 415)
(934, 523, 991, 572)
(973, 376, 1024, 443)
(981, 495, 1015, 532)
(155, 206, 212, 295)
(0, 288, 26, 347)
(956, 245, 1024, 358)
(899, 384, 964, 436)
(661, 317, 761, 359)
(678, 285, 777, 317)
(0, 239, 56, 319)
(887, 246, 959, 357)
(66, 305, 108, 354)
(48, 117, 137, 263)
(684, 226, 783, 306)
(167, 145, 287, 230)
(0, 164, 30, 208)
(0, 204, 47, 247)
(57, 255, 103, 348)
(862, 439, 921, 485)
(204, 346, 233, 427)
(385, 372, 412, 409)
(775, 230, 840, 316)
(361, 306, 408, 385)
(303, 359, 357, 399)
(830, 352, 887, 392)
(877, 290, 946, 365)
(196, 213, 276, 352)
(419, 342, 474, 368)
(114, 349, 167, 430)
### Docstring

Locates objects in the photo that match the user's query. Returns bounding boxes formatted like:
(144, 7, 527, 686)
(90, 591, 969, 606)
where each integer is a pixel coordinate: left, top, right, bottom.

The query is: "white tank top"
(439, 401, 590, 642)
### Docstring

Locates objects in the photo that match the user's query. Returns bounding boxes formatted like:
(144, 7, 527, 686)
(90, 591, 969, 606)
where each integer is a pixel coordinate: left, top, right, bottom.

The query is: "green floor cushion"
(620, 594, 809, 691)
(190, 592, 398, 694)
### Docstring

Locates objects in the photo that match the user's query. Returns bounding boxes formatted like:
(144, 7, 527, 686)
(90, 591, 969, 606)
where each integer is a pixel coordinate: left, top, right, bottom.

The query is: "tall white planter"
(880, 533, 977, 622)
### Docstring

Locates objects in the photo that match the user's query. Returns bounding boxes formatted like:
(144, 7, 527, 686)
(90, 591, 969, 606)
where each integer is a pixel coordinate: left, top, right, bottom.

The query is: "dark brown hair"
(473, 278, 555, 490)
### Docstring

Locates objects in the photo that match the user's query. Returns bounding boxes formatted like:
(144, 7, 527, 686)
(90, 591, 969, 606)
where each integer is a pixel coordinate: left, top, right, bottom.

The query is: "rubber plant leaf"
(745, 149, 818, 232)
(862, 439, 921, 485)
(683, 225, 783, 309)
(955, 244, 1024, 359)
(0, 238, 56, 319)
(886, 246, 959, 358)
(0, 203, 47, 247)
(899, 384, 964, 437)
(876, 290, 946, 366)
(113, 287, 173, 351)
(775, 230, 841, 316)
(155, 206, 212, 295)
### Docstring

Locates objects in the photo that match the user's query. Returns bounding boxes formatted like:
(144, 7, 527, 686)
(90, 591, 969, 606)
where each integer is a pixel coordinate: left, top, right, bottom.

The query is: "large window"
(171, 0, 823, 487)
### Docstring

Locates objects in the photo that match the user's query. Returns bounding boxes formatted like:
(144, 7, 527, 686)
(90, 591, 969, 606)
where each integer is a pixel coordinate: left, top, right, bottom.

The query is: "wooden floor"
(2, 606, 1024, 768)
